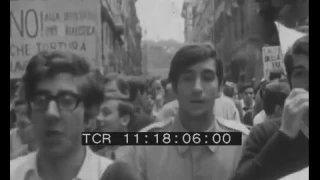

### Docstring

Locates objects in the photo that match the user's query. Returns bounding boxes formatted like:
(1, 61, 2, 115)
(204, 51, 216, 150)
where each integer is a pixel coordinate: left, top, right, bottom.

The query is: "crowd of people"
(10, 35, 309, 180)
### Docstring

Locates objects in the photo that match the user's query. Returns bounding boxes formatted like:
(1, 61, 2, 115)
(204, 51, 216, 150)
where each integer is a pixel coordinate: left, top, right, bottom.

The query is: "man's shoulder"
(10, 152, 35, 175)
(252, 118, 281, 133)
(10, 128, 18, 136)
(216, 118, 250, 135)
(139, 117, 174, 132)
(163, 100, 178, 109)
(155, 100, 178, 121)
(217, 96, 235, 104)
(92, 151, 113, 168)
(248, 118, 282, 143)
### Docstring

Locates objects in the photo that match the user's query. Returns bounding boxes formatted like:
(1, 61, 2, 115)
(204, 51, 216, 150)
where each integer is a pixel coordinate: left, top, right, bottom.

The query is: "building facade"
(181, 0, 197, 43)
(122, 0, 143, 75)
(182, 0, 308, 85)
(101, 0, 142, 75)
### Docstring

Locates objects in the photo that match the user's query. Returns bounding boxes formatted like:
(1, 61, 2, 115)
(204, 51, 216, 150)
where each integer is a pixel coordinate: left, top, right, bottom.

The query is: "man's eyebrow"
(181, 69, 194, 74)
(202, 69, 215, 74)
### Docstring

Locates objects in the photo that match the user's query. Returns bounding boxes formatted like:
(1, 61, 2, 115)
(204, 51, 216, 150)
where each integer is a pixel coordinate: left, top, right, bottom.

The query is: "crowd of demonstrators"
(10, 36, 308, 180)
(231, 35, 309, 180)
(10, 98, 36, 160)
(221, 82, 242, 122)
(253, 80, 290, 126)
(117, 43, 250, 180)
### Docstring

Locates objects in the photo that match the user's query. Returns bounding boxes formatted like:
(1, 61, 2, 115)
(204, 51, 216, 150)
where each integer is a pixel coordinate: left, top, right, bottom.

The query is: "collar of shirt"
(96, 145, 120, 160)
(240, 99, 255, 110)
(23, 146, 99, 180)
(171, 115, 223, 154)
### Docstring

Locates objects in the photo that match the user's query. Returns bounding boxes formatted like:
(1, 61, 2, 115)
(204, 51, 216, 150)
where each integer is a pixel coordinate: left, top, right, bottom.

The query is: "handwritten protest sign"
(10, 0, 101, 79)
(262, 46, 284, 80)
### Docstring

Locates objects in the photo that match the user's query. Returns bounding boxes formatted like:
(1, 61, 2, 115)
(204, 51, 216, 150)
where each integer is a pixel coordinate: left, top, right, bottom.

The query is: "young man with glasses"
(10, 51, 113, 180)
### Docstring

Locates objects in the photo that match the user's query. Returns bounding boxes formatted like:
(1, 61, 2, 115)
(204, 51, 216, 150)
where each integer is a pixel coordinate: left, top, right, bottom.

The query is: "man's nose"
(45, 101, 60, 118)
(193, 78, 203, 93)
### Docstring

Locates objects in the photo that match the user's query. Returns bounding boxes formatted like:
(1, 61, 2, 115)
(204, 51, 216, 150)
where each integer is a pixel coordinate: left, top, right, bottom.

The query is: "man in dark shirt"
(231, 35, 309, 180)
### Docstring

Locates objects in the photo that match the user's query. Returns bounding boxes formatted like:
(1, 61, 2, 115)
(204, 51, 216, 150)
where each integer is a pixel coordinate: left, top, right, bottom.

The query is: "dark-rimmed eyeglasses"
(30, 91, 82, 112)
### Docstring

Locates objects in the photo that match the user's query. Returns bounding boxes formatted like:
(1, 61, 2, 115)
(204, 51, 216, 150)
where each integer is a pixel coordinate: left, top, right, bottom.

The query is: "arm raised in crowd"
(231, 119, 308, 180)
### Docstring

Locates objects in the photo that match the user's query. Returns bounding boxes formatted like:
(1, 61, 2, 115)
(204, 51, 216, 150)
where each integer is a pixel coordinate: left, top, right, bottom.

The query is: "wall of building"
(122, 0, 143, 75)
(101, 0, 142, 75)
(182, 0, 308, 85)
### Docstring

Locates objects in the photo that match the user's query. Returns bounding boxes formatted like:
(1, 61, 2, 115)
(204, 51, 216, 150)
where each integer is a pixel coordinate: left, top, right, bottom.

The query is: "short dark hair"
(223, 84, 235, 98)
(269, 72, 281, 81)
(161, 78, 169, 89)
(262, 90, 288, 116)
(103, 74, 130, 97)
(128, 78, 149, 102)
(168, 43, 223, 89)
(23, 51, 104, 110)
(118, 101, 134, 119)
(284, 35, 309, 86)
(239, 83, 254, 94)
(117, 100, 135, 131)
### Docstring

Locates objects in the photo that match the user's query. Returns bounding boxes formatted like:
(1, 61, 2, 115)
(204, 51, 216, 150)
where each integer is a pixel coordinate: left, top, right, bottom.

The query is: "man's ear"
(120, 115, 130, 127)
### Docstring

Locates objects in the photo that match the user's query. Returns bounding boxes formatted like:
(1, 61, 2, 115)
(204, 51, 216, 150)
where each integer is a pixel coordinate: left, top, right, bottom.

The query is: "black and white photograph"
(10, 0, 309, 179)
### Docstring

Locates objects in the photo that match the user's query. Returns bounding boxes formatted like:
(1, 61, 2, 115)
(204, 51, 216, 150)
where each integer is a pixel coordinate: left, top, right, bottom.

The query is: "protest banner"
(10, 0, 102, 79)
(262, 46, 284, 80)
(275, 21, 307, 56)
(279, 167, 309, 180)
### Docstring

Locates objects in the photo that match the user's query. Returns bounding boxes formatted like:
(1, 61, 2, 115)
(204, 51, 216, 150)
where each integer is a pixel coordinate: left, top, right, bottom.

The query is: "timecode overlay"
(82, 132, 242, 146)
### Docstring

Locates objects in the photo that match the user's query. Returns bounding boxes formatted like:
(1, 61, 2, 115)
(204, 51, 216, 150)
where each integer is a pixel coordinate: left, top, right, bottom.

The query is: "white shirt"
(10, 128, 26, 159)
(10, 146, 113, 180)
(240, 99, 255, 114)
(279, 167, 309, 180)
(214, 96, 241, 122)
(253, 110, 267, 126)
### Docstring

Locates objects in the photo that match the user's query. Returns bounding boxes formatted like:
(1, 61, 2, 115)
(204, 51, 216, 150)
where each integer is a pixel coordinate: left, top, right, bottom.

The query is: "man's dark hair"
(103, 74, 130, 97)
(23, 51, 104, 110)
(161, 78, 174, 98)
(254, 80, 269, 98)
(243, 110, 253, 126)
(239, 83, 254, 94)
(118, 101, 134, 129)
(223, 84, 235, 98)
(118, 100, 148, 132)
(262, 90, 288, 116)
(118, 101, 134, 118)
(128, 78, 149, 102)
(284, 35, 309, 86)
(161, 78, 169, 89)
(269, 72, 281, 81)
(168, 43, 223, 89)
